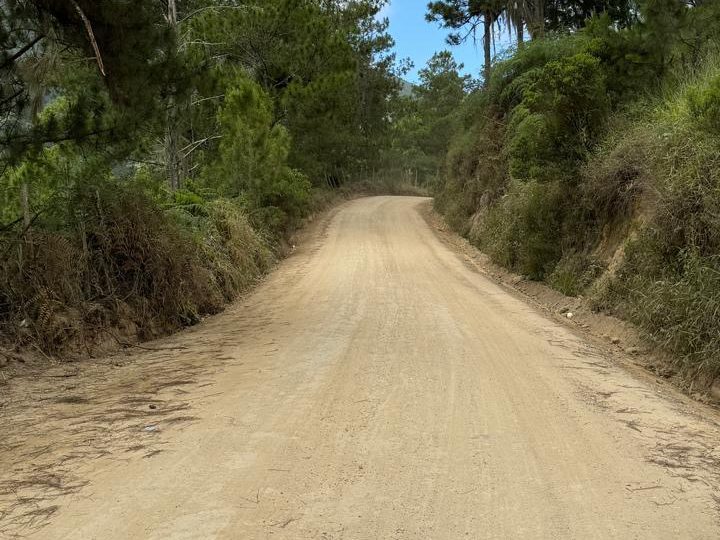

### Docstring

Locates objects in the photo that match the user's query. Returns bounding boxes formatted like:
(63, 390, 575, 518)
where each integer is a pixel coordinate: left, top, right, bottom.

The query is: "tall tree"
(426, 0, 638, 82)
(189, 0, 399, 182)
(0, 0, 179, 165)
(385, 51, 470, 183)
(545, 0, 636, 32)
(426, 0, 505, 84)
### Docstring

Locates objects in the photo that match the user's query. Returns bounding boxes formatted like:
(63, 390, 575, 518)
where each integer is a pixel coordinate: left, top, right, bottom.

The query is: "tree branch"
(70, 0, 106, 76)
(0, 34, 44, 71)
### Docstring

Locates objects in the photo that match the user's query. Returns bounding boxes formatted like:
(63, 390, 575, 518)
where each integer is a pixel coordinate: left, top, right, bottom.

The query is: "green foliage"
(509, 52, 609, 181)
(203, 75, 311, 233)
(0, 174, 272, 353)
(583, 15, 662, 98)
(189, 0, 398, 182)
(0, 0, 178, 164)
(506, 108, 557, 180)
(687, 73, 720, 135)
(426, 0, 638, 63)
(476, 179, 564, 279)
(434, 1, 720, 380)
(438, 33, 615, 276)
(488, 34, 590, 108)
(283, 70, 362, 179)
(486, 35, 612, 184)
(545, 1, 637, 31)
(383, 51, 471, 188)
(434, 103, 506, 233)
(0, 0, 401, 357)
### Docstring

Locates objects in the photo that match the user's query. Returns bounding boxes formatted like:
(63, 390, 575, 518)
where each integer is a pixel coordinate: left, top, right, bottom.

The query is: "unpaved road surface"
(3, 196, 720, 539)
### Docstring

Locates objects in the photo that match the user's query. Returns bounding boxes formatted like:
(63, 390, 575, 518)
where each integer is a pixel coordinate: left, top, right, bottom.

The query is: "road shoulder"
(419, 199, 720, 411)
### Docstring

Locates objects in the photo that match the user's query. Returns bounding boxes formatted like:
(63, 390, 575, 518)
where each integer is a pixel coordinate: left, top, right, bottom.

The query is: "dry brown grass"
(0, 188, 272, 359)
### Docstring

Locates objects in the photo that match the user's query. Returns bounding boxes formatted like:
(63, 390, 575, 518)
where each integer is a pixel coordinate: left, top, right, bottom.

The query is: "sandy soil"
(2, 196, 720, 539)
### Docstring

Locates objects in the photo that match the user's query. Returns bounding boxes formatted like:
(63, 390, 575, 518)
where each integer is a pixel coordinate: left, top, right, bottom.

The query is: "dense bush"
(475, 179, 564, 279)
(438, 32, 615, 278)
(687, 73, 720, 135)
(203, 77, 312, 234)
(547, 252, 605, 297)
(0, 180, 272, 354)
(435, 8, 720, 380)
(504, 52, 609, 182)
(435, 110, 506, 234)
(589, 64, 720, 376)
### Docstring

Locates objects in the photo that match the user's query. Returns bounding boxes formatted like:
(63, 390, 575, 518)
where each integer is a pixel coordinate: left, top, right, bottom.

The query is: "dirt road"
(4, 196, 720, 539)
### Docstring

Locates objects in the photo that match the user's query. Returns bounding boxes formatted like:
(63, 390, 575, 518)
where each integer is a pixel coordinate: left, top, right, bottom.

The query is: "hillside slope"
(435, 6, 720, 387)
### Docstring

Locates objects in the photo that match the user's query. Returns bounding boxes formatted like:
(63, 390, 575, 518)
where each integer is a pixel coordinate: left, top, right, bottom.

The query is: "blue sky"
(378, 0, 485, 83)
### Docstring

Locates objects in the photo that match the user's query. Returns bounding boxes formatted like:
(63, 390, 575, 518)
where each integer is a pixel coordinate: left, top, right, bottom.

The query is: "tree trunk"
(531, 1, 545, 39)
(517, 19, 524, 45)
(19, 182, 31, 262)
(165, 115, 181, 191)
(483, 14, 492, 85)
(165, 0, 182, 190)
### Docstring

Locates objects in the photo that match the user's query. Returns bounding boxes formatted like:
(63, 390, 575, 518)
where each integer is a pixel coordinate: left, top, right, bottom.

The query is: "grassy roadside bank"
(422, 202, 720, 403)
(434, 40, 720, 389)
(431, 2, 720, 390)
(0, 182, 426, 372)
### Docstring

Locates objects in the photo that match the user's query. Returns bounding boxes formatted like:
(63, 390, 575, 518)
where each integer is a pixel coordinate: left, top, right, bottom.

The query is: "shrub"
(591, 62, 720, 378)
(547, 252, 605, 296)
(0, 178, 273, 354)
(477, 179, 564, 279)
(435, 111, 507, 234)
(580, 115, 653, 226)
(687, 73, 720, 134)
(504, 52, 609, 182)
(506, 108, 558, 181)
(487, 34, 589, 110)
